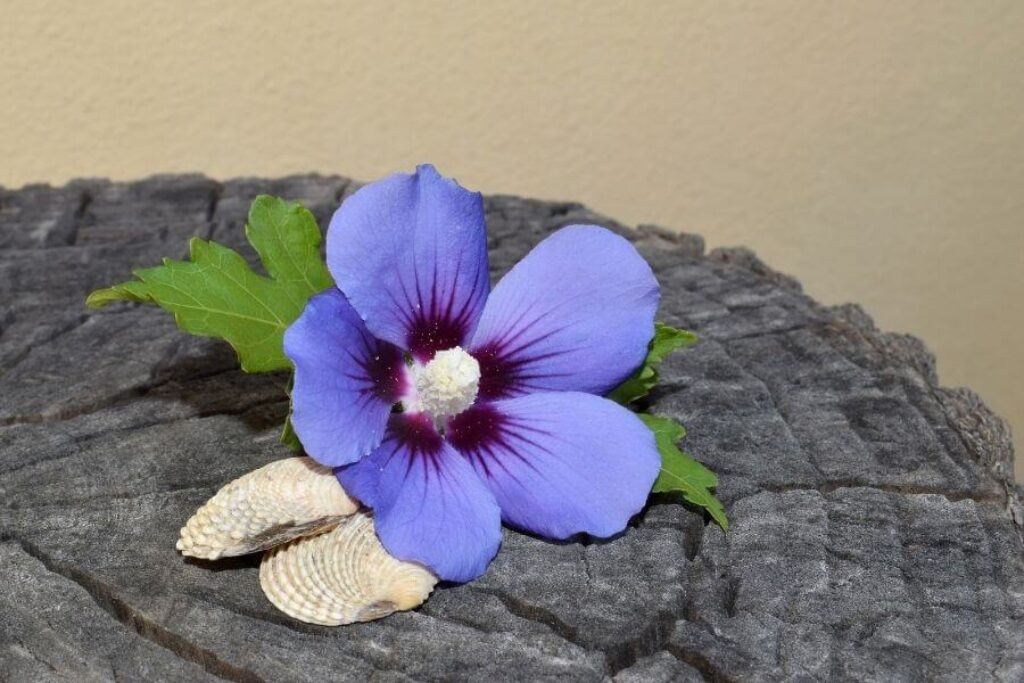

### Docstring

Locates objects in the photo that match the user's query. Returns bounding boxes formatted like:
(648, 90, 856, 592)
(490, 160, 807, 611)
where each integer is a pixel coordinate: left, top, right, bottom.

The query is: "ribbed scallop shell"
(177, 457, 357, 560)
(260, 512, 437, 625)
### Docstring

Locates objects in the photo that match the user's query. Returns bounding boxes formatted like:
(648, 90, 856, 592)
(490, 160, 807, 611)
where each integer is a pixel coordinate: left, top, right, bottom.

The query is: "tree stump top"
(1, 175, 1021, 682)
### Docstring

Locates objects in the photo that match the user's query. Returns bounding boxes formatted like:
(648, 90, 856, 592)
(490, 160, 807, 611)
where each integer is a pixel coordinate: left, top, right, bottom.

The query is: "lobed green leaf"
(86, 195, 334, 374)
(608, 323, 697, 404)
(640, 413, 728, 529)
(245, 195, 334, 304)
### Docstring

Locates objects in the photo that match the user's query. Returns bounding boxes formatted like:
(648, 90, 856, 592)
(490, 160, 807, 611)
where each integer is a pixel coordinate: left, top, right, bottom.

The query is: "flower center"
(412, 346, 480, 419)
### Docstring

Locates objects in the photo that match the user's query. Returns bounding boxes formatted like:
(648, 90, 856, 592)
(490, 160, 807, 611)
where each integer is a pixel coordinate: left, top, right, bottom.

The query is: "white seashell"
(260, 512, 437, 625)
(177, 457, 357, 560)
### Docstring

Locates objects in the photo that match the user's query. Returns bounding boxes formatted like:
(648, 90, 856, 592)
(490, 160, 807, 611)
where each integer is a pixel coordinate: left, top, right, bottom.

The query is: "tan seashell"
(260, 512, 437, 625)
(177, 457, 358, 560)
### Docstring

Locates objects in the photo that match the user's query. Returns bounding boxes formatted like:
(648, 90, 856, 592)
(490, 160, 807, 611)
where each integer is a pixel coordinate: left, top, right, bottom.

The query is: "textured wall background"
(1, 1, 1022, 476)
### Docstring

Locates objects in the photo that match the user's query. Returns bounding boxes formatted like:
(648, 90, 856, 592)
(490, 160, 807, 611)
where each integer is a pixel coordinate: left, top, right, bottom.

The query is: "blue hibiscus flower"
(284, 164, 661, 582)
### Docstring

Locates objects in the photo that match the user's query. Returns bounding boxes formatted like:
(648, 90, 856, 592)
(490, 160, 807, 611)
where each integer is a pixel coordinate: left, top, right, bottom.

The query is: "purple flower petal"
(327, 165, 490, 361)
(284, 288, 406, 467)
(446, 391, 660, 539)
(336, 413, 502, 583)
(468, 225, 659, 400)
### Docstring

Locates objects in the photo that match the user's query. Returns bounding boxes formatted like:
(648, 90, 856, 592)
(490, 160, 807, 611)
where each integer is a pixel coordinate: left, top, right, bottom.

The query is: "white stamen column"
(411, 347, 481, 420)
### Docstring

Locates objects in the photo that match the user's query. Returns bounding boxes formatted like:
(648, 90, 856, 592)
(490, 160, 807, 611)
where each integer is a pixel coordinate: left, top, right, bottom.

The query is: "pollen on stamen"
(412, 347, 480, 419)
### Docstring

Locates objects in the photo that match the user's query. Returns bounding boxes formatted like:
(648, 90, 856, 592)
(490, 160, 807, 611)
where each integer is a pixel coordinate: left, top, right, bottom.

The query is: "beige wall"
(2, 1, 1022, 477)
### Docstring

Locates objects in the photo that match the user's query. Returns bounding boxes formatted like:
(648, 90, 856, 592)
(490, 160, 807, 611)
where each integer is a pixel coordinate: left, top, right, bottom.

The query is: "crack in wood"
(2, 535, 264, 683)
(0, 313, 92, 377)
(753, 481, 1007, 506)
(469, 586, 582, 646)
(663, 643, 735, 683)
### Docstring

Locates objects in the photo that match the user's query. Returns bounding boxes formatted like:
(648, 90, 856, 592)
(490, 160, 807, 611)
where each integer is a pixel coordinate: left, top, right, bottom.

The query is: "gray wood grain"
(1, 174, 1021, 682)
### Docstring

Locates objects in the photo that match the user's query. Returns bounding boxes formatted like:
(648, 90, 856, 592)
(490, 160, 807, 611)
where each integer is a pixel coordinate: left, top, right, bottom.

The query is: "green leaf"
(647, 323, 697, 365)
(85, 280, 153, 307)
(86, 196, 334, 373)
(280, 413, 302, 451)
(280, 374, 302, 452)
(245, 195, 334, 304)
(640, 413, 728, 529)
(609, 323, 697, 404)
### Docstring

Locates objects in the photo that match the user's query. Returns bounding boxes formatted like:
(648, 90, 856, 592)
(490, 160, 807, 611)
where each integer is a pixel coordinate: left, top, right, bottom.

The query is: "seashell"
(177, 457, 357, 560)
(260, 511, 437, 625)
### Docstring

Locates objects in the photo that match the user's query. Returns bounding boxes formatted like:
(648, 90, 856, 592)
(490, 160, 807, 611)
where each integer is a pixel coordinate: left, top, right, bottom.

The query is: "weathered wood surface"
(1, 174, 1022, 682)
